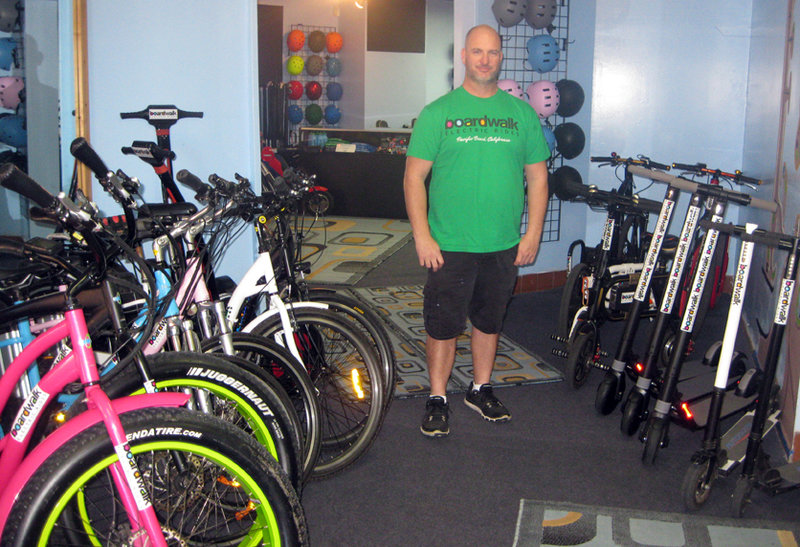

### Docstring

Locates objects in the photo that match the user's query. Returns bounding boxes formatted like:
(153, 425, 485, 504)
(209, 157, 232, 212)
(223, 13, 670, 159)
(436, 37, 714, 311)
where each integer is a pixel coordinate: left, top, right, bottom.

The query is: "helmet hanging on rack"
(308, 30, 326, 53)
(526, 80, 559, 119)
(491, 0, 527, 27)
(527, 34, 560, 73)
(555, 79, 585, 117)
(554, 122, 585, 159)
(287, 29, 305, 52)
(497, 79, 525, 100)
(525, 0, 558, 30)
(0, 38, 16, 71)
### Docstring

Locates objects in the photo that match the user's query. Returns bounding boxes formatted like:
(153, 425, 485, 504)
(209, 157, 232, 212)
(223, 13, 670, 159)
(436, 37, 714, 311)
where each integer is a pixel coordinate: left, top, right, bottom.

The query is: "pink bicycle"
(0, 163, 306, 545)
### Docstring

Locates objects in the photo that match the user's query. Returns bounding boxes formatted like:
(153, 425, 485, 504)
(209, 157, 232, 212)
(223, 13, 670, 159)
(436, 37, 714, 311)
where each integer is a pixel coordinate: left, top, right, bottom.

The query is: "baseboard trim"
(514, 270, 567, 294)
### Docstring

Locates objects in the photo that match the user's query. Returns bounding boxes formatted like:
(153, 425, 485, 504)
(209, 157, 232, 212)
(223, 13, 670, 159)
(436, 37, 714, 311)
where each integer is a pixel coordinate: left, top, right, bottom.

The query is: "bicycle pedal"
(550, 333, 568, 343)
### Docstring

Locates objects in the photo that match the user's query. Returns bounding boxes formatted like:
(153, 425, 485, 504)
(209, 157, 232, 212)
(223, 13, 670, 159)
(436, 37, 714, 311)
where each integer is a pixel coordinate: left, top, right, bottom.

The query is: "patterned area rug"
(300, 216, 413, 285)
(349, 285, 564, 398)
(514, 499, 800, 547)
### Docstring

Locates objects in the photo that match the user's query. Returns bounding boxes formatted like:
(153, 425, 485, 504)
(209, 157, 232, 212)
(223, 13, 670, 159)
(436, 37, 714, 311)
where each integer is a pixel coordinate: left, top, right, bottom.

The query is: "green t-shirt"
(407, 86, 550, 253)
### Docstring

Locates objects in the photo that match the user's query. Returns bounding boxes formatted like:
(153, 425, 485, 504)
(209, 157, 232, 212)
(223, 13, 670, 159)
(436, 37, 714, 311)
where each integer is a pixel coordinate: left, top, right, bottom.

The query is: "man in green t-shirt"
(404, 24, 550, 438)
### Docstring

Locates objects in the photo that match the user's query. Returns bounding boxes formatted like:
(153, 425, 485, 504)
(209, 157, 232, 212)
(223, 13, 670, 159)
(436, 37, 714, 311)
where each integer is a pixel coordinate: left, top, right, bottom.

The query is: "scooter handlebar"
(627, 165, 777, 213)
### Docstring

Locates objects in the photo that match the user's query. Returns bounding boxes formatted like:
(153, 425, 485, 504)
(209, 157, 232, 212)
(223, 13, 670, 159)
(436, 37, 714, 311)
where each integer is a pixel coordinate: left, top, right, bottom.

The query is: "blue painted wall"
(64, 0, 261, 281)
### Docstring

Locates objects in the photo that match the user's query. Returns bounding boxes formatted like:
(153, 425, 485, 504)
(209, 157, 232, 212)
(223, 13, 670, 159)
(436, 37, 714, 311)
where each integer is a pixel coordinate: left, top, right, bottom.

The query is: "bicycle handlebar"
(590, 153, 671, 171)
(699, 220, 796, 251)
(568, 182, 662, 214)
(671, 162, 761, 185)
(71, 137, 111, 179)
(121, 141, 176, 163)
(627, 165, 777, 212)
(176, 169, 210, 200)
(0, 163, 58, 209)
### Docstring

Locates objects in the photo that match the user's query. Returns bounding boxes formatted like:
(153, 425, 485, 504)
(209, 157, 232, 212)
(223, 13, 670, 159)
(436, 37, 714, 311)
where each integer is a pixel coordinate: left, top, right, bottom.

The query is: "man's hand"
(514, 232, 540, 266)
(414, 233, 444, 271)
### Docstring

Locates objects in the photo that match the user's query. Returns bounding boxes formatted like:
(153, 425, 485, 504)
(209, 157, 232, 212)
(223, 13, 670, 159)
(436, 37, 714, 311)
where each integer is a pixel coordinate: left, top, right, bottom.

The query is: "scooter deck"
(718, 409, 780, 474)
(670, 359, 753, 430)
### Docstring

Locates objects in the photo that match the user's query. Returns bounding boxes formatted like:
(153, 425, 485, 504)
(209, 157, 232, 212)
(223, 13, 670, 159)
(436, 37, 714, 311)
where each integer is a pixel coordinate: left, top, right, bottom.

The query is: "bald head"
(461, 25, 503, 96)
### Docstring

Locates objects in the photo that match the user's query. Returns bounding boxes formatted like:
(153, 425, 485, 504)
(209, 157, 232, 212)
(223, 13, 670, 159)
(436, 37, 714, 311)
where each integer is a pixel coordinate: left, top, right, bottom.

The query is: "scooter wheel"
(620, 390, 646, 436)
(642, 418, 667, 465)
(565, 329, 596, 389)
(730, 475, 753, 518)
(681, 458, 716, 511)
(595, 370, 623, 415)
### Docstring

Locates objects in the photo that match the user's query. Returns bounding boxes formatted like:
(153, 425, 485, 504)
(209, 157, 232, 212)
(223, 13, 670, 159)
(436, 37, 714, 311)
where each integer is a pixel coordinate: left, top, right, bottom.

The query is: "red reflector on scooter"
(681, 402, 693, 419)
(635, 362, 644, 373)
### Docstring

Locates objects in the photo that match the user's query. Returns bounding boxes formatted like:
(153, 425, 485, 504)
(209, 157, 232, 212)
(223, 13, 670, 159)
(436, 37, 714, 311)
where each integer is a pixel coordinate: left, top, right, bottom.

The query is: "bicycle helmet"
(0, 38, 16, 71)
(542, 125, 556, 155)
(308, 30, 326, 53)
(287, 80, 304, 100)
(527, 34, 559, 73)
(288, 104, 304, 124)
(555, 79, 585, 117)
(525, 0, 558, 30)
(326, 82, 343, 101)
(306, 55, 324, 76)
(305, 103, 323, 125)
(287, 55, 304, 75)
(492, 0, 527, 27)
(0, 113, 26, 148)
(0, 77, 23, 110)
(526, 80, 559, 119)
(0, 0, 18, 33)
(327, 31, 343, 53)
(497, 79, 524, 100)
(326, 57, 342, 77)
(551, 165, 583, 201)
(305, 81, 322, 100)
(324, 105, 342, 124)
(553, 122, 585, 159)
(287, 29, 305, 52)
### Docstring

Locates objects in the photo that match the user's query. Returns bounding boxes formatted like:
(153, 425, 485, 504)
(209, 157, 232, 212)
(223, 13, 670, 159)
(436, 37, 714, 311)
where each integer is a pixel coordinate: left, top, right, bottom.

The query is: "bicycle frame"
(0, 307, 188, 544)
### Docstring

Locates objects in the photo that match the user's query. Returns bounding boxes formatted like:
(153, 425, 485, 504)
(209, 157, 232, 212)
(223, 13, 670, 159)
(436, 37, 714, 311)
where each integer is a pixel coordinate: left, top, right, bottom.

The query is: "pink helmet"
(0, 76, 23, 109)
(526, 80, 559, 118)
(497, 79, 524, 100)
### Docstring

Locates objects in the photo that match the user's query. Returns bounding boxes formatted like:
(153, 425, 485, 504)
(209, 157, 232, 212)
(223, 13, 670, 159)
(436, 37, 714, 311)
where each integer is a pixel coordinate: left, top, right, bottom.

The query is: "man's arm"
(403, 155, 443, 271)
(516, 160, 549, 266)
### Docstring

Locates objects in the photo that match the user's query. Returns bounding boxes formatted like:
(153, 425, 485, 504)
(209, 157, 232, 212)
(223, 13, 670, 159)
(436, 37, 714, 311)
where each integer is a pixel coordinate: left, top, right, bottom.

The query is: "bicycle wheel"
(101, 351, 304, 491)
(306, 287, 397, 408)
(558, 262, 590, 340)
(4, 407, 307, 546)
(565, 328, 596, 389)
(681, 457, 716, 511)
(252, 308, 385, 477)
(202, 333, 322, 483)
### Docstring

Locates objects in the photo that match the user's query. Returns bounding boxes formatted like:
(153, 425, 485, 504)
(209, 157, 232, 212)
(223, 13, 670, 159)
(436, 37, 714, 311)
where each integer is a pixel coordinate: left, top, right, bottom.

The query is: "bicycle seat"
(643, 232, 678, 258)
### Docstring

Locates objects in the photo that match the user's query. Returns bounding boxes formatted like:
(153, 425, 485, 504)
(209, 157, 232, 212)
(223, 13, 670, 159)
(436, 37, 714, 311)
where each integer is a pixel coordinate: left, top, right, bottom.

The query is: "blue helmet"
(0, 38, 16, 71)
(326, 57, 342, 77)
(326, 81, 343, 101)
(0, 114, 26, 148)
(287, 104, 303, 124)
(527, 34, 560, 73)
(324, 105, 342, 124)
(542, 126, 556, 155)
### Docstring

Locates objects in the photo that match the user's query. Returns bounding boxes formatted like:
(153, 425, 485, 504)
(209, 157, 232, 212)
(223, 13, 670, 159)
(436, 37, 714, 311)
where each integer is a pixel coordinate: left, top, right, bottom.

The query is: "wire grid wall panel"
(285, 24, 341, 144)
(498, 0, 571, 244)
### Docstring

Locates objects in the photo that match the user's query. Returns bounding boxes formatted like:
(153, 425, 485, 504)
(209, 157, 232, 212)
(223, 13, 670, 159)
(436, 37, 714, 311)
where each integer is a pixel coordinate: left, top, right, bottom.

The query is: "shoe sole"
(464, 399, 511, 422)
(420, 426, 449, 438)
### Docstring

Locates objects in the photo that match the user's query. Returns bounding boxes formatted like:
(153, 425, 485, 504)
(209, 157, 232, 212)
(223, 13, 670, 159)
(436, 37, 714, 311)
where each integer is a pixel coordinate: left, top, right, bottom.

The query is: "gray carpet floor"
(301, 241, 800, 546)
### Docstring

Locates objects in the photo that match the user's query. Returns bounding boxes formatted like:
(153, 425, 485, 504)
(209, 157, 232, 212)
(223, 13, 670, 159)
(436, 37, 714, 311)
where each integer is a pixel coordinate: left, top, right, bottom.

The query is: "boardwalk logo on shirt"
(445, 116, 518, 130)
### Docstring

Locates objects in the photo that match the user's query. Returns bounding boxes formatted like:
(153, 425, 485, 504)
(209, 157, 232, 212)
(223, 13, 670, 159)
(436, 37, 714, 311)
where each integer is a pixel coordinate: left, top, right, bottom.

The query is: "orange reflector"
(681, 402, 693, 419)
(236, 500, 257, 521)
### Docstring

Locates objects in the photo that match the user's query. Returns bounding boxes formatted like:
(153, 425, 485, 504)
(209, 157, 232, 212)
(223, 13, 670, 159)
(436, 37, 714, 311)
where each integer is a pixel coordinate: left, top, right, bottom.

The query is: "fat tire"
(558, 262, 590, 341)
(565, 328, 595, 389)
(3, 408, 308, 546)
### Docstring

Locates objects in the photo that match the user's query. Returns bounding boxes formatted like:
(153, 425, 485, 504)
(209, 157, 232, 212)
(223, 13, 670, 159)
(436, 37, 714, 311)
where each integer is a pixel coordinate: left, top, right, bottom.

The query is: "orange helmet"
(326, 32, 343, 53)
(287, 29, 305, 52)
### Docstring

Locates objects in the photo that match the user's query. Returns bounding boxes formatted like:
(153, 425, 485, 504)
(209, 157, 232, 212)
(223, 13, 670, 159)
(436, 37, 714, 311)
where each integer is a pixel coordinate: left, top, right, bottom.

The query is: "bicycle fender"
(242, 301, 328, 333)
(0, 392, 188, 533)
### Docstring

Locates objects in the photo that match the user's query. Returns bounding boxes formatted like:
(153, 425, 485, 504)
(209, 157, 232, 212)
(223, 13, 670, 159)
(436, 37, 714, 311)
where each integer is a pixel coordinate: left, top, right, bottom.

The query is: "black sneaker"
(420, 396, 449, 437)
(464, 382, 511, 422)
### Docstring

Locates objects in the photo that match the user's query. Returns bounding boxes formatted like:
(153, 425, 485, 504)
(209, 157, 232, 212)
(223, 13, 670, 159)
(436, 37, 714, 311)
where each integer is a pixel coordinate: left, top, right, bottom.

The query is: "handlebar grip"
(0, 163, 58, 209)
(70, 137, 110, 178)
(736, 172, 762, 185)
(590, 156, 616, 163)
(645, 159, 671, 171)
(748, 195, 778, 212)
(671, 162, 701, 172)
(176, 169, 208, 195)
